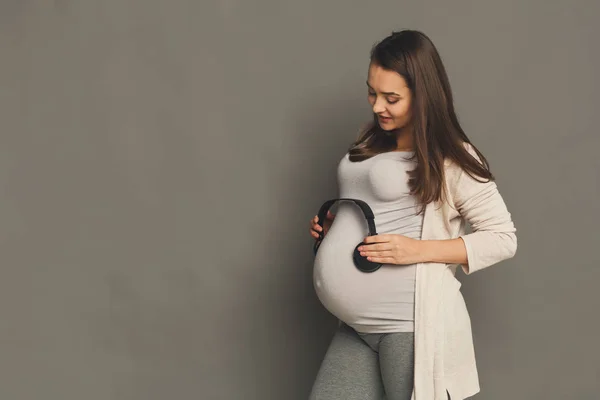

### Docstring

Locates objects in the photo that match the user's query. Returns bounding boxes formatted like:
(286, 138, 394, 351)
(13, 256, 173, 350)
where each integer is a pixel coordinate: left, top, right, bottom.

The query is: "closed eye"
(368, 91, 399, 104)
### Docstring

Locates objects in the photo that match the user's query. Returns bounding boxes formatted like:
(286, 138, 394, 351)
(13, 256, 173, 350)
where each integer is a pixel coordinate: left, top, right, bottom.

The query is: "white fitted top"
(313, 151, 424, 333)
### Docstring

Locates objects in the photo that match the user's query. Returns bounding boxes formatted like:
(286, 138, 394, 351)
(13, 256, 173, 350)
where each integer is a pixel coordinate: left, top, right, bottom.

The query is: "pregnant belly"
(312, 207, 416, 325)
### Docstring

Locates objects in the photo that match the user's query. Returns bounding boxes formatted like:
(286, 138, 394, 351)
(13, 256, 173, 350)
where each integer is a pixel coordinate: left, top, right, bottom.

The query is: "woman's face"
(367, 62, 413, 131)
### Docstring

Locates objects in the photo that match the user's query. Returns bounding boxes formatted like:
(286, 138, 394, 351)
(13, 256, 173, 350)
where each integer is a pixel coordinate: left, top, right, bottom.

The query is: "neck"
(394, 128, 414, 151)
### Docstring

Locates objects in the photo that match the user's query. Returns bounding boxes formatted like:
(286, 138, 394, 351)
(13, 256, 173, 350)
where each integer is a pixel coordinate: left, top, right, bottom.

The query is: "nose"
(372, 98, 386, 114)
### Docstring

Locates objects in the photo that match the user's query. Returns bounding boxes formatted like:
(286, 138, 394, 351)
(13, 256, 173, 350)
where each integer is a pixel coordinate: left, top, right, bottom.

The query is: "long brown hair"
(348, 30, 494, 213)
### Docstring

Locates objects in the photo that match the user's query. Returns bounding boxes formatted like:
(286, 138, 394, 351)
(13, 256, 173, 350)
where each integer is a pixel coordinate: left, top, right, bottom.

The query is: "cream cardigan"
(408, 143, 518, 399)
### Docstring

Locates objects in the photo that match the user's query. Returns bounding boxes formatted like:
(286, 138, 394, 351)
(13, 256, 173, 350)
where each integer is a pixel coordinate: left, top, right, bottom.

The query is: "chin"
(379, 123, 397, 131)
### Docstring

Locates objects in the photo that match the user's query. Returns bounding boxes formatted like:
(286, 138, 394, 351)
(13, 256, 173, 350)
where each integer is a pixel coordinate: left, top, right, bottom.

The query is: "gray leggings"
(309, 323, 415, 400)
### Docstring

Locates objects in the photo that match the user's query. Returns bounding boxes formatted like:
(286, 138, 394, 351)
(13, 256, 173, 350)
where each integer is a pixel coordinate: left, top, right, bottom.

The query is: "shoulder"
(444, 141, 484, 172)
(443, 141, 475, 176)
(443, 141, 491, 202)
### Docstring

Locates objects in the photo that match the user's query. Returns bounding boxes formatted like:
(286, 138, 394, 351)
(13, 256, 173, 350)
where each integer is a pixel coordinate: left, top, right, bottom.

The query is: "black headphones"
(313, 198, 382, 273)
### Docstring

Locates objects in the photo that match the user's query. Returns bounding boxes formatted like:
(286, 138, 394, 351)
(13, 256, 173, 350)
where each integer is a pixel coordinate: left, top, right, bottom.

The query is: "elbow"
(459, 228, 517, 275)
(505, 231, 518, 260)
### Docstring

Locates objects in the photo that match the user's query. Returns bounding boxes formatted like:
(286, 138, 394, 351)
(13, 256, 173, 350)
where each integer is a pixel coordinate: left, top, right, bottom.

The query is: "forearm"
(418, 238, 469, 267)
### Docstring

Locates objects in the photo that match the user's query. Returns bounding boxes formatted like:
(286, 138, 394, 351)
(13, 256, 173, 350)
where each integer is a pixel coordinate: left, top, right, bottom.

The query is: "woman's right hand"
(310, 210, 335, 240)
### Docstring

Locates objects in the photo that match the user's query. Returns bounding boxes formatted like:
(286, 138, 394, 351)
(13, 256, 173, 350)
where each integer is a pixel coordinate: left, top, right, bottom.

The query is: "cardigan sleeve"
(454, 145, 517, 275)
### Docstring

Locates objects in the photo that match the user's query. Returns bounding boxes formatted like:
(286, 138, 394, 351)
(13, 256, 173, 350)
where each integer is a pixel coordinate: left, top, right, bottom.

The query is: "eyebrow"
(366, 81, 401, 96)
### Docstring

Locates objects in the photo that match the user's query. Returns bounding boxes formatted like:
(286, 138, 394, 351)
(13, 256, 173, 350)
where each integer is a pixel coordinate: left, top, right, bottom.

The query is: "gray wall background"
(1, 0, 598, 399)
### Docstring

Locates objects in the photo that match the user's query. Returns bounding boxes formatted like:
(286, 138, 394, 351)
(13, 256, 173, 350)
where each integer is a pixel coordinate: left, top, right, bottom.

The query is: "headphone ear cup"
(353, 243, 382, 273)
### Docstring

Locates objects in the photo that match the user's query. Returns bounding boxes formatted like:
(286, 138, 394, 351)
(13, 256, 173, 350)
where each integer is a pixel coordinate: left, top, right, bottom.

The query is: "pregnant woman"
(308, 30, 517, 400)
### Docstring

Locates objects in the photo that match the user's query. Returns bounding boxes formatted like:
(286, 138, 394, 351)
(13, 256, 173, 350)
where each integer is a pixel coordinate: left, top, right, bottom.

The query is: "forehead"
(367, 63, 409, 91)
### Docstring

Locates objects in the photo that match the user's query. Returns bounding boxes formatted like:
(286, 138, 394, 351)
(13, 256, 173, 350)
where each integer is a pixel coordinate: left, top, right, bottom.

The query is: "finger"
(359, 243, 387, 251)
(360, 249, 393, 257)
(365, 256, 394, 263)
(310, 218, 322, 231)
(314, 218, 323, 229)
(363, 234, 389, 244)
(360, 242, 395, 253)
(362, 235, 375, 243)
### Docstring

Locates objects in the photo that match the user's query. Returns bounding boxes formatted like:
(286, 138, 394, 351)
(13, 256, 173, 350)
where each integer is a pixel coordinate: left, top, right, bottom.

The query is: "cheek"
(391, 103, 411, 121)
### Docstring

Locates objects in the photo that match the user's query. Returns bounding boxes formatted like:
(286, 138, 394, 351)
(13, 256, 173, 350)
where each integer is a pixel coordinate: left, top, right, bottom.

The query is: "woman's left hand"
(357, 234, 423, 265)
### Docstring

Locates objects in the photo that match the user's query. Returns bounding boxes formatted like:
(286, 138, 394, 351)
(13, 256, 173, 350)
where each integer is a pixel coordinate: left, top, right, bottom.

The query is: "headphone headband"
(313, 198, 378, 255)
